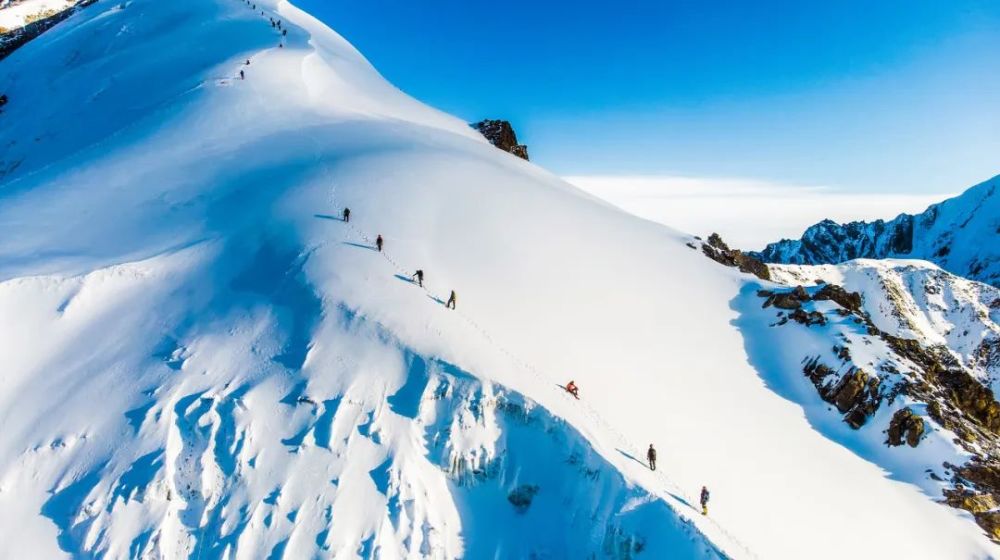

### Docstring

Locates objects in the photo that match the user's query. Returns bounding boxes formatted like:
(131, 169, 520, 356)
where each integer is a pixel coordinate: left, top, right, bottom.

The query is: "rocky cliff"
(472, 119, 529, 160)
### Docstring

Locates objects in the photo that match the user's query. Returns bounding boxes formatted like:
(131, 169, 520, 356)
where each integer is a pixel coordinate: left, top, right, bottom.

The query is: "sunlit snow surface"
(0, 0, 997, 558)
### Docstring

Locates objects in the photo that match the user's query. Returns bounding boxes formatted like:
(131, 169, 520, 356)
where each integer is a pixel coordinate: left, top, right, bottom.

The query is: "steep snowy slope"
(752, 176, 1000, 287)
(0, 0, 998, 558)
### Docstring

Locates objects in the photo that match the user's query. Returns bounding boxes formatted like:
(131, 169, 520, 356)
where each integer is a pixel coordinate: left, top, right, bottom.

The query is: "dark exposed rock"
(803, 359, 880, 428)
(789, 308, 826, 326)
(976, 512, 1000, 542)
(0, 0, 96, 61)
(812, 284, 863, 313)
(886, 407, 925, 447)
(944, 488, 997, 514)
(945, 462, 1000, 542)
(507, 484, 539, 513)
(803, 359, 834, 385)
(834, 345, 851, 362)
(828, 369, 880, 428)
(472, 119, 529, 160)
(701, 233, 771, 280)
(934, 366, 1000, 433)
(765, 292, 802, 310)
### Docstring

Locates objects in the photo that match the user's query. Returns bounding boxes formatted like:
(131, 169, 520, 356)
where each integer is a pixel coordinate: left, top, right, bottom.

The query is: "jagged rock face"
(751, 176, 1000, 288)
(802, 358, 878, 427)
(770, 260, 1000, 391)
(702, 233, 771, 281)
(472, 119, 529, 160)
(887, 408, 925, 447)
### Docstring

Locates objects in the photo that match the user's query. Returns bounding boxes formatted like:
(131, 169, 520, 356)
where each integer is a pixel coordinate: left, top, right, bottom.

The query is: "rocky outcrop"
(0, 0, 96, 61)
(803, 358, 880, 428)
(945, 476, 1000, 541)
(472, 119, 529, 160)
(812, 284, 863, 314)
(751, 175, 1000, 287)
(886, 407, 925, 447)
(759, 277, 1000, 541)
(701, 233, 771, 281)
(745, 257, 1000, 542)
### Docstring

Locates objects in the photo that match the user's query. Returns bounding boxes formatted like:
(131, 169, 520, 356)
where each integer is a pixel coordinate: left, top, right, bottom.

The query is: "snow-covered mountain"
(733, 256, 1000, 540)
(1, 0, 999, 558)
(751, 176, 1000, 288)
(768, 259, 1000, 388)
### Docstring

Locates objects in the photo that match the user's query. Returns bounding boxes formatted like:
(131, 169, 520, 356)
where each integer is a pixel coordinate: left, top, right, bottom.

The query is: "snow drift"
(0, 0, 998, 558)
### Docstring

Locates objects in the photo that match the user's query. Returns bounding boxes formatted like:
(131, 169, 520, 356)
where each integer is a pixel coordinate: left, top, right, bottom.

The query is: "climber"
(446, 290, 457, 310)
(245, 59, 250, 65)
(342, 207, 350, 222)
(565, 380, 579, 399)
(282, 28, 287, 36)
(0, 94, 8, 107)
(239, 70, 245, 80)
(700, 486, 710, 515)
(375, 235, 384, 252)
(647, 444, 657, 471)
(411, 269, 424, 287)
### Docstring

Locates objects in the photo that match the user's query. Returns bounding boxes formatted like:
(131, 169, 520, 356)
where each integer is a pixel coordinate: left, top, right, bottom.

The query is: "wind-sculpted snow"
(752, 176, 1000, 288)
(0, 0, 998, 556)
(0, 245, 725, 558)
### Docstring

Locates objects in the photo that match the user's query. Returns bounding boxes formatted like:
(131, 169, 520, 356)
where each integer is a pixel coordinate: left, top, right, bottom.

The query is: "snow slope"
(751, 176, 1000, 288)
(0, 0, 997, 557)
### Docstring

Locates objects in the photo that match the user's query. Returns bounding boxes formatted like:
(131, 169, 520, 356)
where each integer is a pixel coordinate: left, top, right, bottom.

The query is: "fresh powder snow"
(0, 0, 997, 558)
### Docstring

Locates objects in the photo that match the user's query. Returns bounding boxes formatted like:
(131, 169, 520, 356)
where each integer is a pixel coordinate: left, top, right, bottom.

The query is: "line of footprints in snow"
(228, 0, 287, 84)
(329, 203, 756, 558)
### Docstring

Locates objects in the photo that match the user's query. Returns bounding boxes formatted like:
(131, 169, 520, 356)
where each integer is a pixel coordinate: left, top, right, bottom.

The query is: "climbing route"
(324, 186, 759, 559)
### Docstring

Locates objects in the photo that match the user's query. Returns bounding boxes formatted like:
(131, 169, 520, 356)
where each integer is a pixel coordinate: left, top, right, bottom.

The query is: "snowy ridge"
(730, 256, 1000, 539)
(752, 176, 1000, 288)
(1, 0, 998, 557)
(770, 260, 1000, 389)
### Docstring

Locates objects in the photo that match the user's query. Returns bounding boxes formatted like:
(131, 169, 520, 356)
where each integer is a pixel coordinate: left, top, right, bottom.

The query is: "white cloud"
(565, 175, 952, 250)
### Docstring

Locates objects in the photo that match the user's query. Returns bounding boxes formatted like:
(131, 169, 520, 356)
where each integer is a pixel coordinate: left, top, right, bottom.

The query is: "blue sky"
(297, 0, 1000, 193)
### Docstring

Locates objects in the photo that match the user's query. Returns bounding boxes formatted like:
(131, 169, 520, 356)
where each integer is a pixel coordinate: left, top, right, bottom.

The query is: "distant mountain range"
(751, 175, 1000, 287)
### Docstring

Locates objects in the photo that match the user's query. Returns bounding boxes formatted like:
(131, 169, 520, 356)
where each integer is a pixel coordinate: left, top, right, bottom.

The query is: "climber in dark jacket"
(342, 207, 350, 222)
(446, 290, 457, 309)
(239, 70, 245, 80)
(647, 444, 657, 471)
(412, 269, 424, 287)
(700, 486, 710, 515)
(375, 235, 383, 252)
